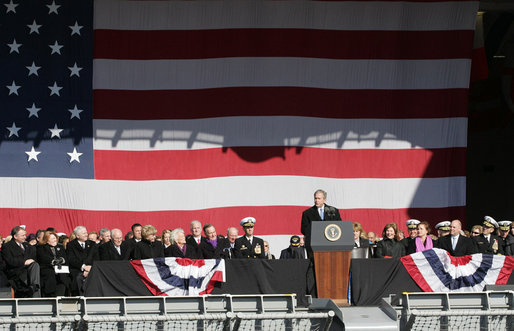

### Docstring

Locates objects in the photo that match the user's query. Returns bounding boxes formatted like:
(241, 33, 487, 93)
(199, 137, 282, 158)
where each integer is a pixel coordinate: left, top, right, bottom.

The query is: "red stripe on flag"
(175, 258, 206, 267)
(496, 256, 514, 285)
(93, 88, 469, 120)
(130, 260, 165, 296)
(450, 254, 473, 266)
(94, 29, 473, 60)
(0, 206, 465, 238)
(401, 254, 434, 292)
(199, 270, 225, 295)
(94, 147, 466, 180)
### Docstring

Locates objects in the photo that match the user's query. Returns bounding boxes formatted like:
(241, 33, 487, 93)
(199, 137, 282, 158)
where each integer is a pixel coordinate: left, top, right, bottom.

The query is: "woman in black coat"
(166, 228, 201, 259)
(133, 225, 164, 260)
(375, 223, 406, 258)
(36, 232, 71, 297)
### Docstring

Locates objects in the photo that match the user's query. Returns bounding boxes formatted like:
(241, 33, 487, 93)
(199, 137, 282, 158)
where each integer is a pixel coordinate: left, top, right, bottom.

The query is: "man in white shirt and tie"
(99, 228, 127, 260)
(300, 189, 341, 256)
(437, 220, 476, 256)
(185, 220, 205, 258)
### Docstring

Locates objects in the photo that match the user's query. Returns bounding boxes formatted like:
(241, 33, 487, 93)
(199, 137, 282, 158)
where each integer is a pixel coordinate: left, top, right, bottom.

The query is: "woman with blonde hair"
(375, 223, 405, 258)
(133, 225, 164, 259)
(353, 222, 369, 249)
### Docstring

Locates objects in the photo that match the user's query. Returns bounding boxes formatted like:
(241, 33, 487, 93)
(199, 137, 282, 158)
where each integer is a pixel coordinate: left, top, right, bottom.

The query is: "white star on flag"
(49, 124, 63, 138)
(47, 1, 60, 15)
(26, 62, 41, 76)
(6, 81, 21, 95)
(6, 123, 21, 138)
(26, 103, 41, 118)
(25, 147, 41, 162)
(68, 105, 83, 119)
(67, 148, 83, 163)
(48, 82, 62, 96)
(4, 0, 18, 13)
(27, 20, 42, 34)
(68, 63, 82, 77)
(7, 39, 22, 53)
(69, 21, 83, 36)
(49, 41, 63, 55)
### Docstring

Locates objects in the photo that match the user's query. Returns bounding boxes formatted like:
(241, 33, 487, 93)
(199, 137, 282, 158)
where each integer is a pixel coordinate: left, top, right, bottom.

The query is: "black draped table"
(350, 258, 514, 306)
(84, 259, 315, 306)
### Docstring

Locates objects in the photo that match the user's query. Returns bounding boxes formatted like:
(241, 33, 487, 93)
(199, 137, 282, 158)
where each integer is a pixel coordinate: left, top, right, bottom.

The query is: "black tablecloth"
(84, 259, 315, 306)
(350, 258, 514, 306)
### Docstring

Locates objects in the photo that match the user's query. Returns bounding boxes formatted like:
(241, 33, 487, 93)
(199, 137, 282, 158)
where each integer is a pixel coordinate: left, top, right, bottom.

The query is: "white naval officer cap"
(240, 217, 256, 227)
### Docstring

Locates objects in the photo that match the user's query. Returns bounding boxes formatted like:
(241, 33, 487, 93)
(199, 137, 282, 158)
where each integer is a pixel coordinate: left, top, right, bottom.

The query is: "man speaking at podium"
(301, 189, 341, 255)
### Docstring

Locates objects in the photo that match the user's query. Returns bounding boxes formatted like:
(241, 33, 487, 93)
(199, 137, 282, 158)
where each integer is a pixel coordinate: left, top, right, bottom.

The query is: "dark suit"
(199, 236, 225, 259)
(300, 204, 341, 251)
(166, 244, 202, 259)
(279, 246, 307, 259)
(502, 234, 514, 256)
(436, 235, 477, 257)
(186, 235, 205, 259)
(99, 241, 128, 260)
(234, 236, 266, 259)
(36, 243, 71, 297)
(2, 240, 40, 297)
(132, 239, 164, 260)
(124, 238, 142, 260)
(0, 251, 9, 288)
(217, 238, 236, 259)
(66, 239, 99, 295)
(473, 234, 504, 255)
(375, 238, 405, 258)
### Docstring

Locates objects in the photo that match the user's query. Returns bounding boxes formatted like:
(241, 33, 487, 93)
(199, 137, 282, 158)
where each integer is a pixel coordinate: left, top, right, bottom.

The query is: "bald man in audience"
(436, 220, 476, 256)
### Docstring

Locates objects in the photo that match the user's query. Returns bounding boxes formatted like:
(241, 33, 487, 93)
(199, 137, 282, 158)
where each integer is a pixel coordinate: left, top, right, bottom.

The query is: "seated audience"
(132, 225, 164, 259)
(437, 219, 476, 256)
(280, 235, 306, 259)
(167, 228, 201, 259)
(367, 232, 377, 244)
(2, 226, 41, 297)
(36, 231, 71, 297)
(99, 228, 128, 260)
(473, 216, 504, 255)
(234, 217, 265, 259)
(264, 241, 275, 259)
(406, 221, 433, 254)
(199, 224, 225, 259)
(66, 226, 99, 296)
(375, 223, 405, 258)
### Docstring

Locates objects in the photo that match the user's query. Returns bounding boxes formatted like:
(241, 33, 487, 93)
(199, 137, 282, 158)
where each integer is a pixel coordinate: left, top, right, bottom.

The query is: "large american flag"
(1, 0, 476, 249)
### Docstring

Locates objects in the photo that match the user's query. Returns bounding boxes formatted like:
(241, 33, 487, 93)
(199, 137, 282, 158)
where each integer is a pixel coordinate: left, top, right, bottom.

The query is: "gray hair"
(99, 227, 110, 237)
(170, 228, 185, 245)
(226, 227, 238, 236)
(190, 220, 202, 231)
(73, 226, 87, 236)
(111, 228, 122, 237)
(314, 189, 327, 199)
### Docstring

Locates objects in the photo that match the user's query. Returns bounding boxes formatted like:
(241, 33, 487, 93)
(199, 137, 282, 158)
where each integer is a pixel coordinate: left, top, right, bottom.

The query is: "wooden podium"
(310, 221, 353, 306)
